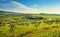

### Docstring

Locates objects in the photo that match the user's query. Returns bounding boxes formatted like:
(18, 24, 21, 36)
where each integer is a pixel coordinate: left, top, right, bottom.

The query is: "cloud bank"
(0, 1, 40, 14)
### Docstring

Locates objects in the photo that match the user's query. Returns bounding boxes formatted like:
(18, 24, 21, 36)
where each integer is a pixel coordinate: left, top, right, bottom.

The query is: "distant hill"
(0, 11, 60, 16)
(40, 13, 60, 16)
(0, 11, 16, 14)
(0, 11, 33, 16)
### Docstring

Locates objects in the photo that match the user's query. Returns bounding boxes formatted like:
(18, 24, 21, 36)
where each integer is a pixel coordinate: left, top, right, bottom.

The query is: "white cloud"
(0, 1, 40, 14)
(11, 1, 40, 14)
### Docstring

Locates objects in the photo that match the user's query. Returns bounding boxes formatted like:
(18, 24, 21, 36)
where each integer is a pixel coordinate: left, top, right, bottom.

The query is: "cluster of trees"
(0, 17, 60, 27)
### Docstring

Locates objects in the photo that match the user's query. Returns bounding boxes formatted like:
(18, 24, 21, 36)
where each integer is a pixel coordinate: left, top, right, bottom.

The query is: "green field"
(0, 11, 59, 37)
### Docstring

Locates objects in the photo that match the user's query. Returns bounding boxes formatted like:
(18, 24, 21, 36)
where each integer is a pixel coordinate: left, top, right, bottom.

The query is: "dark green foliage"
(9, 21, 16, 32)
(43, 19, 54, 25)
(26, 16, 43, 20)
(0, 21, 5, 27)
(52, 26, 58, 28)
(56, 19, 60, 24)
(42, 27, 50, 30)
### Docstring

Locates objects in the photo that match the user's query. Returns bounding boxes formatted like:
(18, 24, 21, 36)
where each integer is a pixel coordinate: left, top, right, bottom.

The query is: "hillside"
(0, 11, 59, 37)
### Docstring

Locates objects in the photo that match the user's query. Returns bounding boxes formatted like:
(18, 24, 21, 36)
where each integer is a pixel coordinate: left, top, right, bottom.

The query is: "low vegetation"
(0, 11, 59, 37)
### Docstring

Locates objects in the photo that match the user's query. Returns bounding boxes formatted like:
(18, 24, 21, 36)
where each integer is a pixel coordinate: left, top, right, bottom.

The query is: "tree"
(9, 20, 16, 37)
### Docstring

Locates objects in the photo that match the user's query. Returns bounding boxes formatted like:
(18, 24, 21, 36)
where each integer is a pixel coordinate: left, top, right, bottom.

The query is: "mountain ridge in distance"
(0, 11, 60, 16)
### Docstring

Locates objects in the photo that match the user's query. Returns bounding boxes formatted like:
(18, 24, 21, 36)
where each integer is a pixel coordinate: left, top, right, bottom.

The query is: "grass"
(0, 12, 59, 37)
(0, 22, 59, 37)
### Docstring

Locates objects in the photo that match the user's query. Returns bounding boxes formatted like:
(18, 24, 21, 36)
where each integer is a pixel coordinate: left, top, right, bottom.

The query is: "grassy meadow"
(0, 11, 59, 37)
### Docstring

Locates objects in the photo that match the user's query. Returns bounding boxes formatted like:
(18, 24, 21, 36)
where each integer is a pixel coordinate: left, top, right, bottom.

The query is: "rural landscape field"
(0, 11, 59, 37)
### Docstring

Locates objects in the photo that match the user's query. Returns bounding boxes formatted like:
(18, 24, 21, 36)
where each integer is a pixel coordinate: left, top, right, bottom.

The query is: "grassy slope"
(0, 11, 59, 37)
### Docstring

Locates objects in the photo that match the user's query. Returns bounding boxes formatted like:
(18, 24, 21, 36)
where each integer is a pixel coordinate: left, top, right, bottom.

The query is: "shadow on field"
(19, 31, 32, 37)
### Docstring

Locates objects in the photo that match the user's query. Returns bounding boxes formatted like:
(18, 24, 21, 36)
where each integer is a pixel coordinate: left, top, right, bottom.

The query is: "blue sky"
(15, 0, 60, 8)
(0, 0, 60, 8)
(0, 0, 60, 14)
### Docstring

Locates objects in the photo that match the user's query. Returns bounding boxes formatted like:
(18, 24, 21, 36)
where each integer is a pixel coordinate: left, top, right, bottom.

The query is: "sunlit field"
(0, 11, 59, 37)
